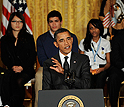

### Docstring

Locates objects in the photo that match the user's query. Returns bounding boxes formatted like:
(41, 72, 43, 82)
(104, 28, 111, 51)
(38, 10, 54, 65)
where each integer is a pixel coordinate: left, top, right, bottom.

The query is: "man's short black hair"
(47, 10, 62, 23)
(54, 28, 71, 42)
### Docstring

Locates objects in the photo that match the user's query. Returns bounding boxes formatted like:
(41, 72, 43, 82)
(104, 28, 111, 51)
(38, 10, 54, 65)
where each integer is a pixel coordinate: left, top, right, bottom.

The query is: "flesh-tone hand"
(95, 68, 104, 74)
(12, 66, 23, 73)
(50, 57, 64, 74)
(90, 68, 97, 75)
(90, 68, 104, 75)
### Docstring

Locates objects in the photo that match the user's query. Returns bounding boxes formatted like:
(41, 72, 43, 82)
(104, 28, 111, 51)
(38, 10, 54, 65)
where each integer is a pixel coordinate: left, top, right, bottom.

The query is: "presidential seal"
(58, 95, 84, 107)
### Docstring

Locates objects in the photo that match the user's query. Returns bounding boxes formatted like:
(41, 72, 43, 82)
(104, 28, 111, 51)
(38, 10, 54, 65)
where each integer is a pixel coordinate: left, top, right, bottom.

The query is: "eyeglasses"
(11, 20, 23, 23)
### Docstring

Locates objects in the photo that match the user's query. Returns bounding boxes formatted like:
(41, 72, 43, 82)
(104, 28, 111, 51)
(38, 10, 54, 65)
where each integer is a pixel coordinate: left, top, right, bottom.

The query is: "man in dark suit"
(108, 30, 124, 107)
(37, 10, 78, 66)
(42, 28, 91, 90)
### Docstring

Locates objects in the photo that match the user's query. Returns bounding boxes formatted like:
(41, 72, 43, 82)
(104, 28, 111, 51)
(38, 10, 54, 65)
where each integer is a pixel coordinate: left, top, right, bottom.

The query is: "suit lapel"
(53, 53, 62, 66)
(53, 52, 78, 72)
(70, 52, 78, 73)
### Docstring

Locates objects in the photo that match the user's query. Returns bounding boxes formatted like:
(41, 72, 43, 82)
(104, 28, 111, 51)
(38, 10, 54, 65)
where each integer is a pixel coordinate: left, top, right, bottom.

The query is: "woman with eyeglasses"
(1, 12, 36, 107)
(79, 19, 111, 89)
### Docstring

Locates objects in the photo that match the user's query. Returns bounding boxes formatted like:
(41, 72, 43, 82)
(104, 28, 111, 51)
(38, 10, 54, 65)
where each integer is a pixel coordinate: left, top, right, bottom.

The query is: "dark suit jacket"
(42, 52, 91, 90)
(111, 30, 124, 71)
(37, 31, 78, 66)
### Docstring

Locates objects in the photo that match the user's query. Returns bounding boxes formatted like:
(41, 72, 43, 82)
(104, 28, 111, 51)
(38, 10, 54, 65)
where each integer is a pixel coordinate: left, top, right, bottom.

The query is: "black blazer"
(1, 32, 36, 77)
(43, 52, 91, 90)
(111, 30, 124, 70)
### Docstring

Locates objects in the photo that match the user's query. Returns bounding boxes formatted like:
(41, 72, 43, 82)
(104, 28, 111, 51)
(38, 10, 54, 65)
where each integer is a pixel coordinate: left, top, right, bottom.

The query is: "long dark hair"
(5, 12, 28, 42)
(83, 19, 104, 51)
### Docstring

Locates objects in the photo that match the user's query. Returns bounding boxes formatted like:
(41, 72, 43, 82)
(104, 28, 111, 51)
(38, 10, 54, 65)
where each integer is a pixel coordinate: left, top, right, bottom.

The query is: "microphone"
(67, 70, 76, 88)
(71, 70, 76, 82)
(64, 70, 68, 82)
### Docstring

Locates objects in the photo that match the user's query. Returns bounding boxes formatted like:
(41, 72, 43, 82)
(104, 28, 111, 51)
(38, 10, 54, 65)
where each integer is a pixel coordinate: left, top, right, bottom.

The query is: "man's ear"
(71, 37, 73, 43)
(48, 23, 50, 26)
(60, 21, 63, 26)
(54, 41, 58, 48)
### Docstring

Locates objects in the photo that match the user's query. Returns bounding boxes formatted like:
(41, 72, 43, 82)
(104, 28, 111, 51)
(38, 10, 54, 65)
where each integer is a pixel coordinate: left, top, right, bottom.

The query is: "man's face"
(54, 31, 73, 56)
(48, 17, 62, 34)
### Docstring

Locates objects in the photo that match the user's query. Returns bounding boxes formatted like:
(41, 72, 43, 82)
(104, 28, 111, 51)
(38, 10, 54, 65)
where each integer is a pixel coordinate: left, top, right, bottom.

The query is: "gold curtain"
(0, 0, 103, 44)
(27, 0, 103, 44)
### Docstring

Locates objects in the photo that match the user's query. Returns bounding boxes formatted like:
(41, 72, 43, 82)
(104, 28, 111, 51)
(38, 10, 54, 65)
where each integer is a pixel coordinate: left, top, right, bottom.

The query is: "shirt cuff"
(121, 68, 124, 72)
(4, 105, 10, 107)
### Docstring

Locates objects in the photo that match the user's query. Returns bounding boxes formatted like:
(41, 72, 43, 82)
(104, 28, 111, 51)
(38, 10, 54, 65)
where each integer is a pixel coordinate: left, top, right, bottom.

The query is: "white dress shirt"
(79, 37, 111, 66)
(59, 51, 72, 68)
(0, 96, 2, 106)
(49, 30, 54, 38)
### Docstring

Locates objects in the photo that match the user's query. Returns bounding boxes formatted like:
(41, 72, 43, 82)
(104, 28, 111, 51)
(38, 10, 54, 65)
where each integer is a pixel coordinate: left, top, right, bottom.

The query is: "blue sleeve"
(37, 36, 47, 67)
(71, 33, 78, 53)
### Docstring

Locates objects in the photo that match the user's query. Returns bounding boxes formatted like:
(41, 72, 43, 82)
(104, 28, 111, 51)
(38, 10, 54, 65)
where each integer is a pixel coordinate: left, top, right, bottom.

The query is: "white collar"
(91, 36, 101, 45)
(49, 30, 54, 38)
(59, 51, 72, 67)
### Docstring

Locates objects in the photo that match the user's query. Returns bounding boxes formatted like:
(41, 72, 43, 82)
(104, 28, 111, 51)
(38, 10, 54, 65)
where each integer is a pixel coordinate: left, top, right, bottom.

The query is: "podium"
(38, 89, 105, 107)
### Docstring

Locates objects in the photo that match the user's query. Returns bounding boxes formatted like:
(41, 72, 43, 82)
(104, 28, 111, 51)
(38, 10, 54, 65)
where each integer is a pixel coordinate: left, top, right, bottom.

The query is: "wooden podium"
(38, 89, 105, 107)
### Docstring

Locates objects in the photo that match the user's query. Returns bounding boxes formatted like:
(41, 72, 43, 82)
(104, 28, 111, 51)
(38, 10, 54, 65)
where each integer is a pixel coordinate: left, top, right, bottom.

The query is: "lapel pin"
(73, 61, 76, 64)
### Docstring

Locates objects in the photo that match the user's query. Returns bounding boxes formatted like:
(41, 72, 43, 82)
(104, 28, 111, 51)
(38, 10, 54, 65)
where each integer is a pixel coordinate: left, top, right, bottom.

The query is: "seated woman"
(1, 12, 36, 107)
(79, 19, 111, 89)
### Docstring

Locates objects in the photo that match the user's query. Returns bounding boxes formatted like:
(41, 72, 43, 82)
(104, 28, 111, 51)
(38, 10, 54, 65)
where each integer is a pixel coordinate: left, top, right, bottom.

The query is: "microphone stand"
(64, 70, 76, 88)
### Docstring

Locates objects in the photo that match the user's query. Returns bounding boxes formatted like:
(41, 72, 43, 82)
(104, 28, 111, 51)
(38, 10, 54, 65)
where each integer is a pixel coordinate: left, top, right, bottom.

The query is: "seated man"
(42, 28, 91, 90)
(108, 30, 124, 107)
(37, 10, 78, 67)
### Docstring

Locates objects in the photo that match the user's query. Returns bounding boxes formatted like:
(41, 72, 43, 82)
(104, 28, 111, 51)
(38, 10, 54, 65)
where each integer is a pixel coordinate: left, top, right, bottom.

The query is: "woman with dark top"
(79, 19, 111, 89)
(1, 12, 36, 107)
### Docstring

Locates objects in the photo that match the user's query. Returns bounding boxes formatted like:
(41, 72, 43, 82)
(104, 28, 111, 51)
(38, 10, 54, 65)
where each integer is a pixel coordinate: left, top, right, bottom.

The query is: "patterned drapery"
(0, 0, 103, 44)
